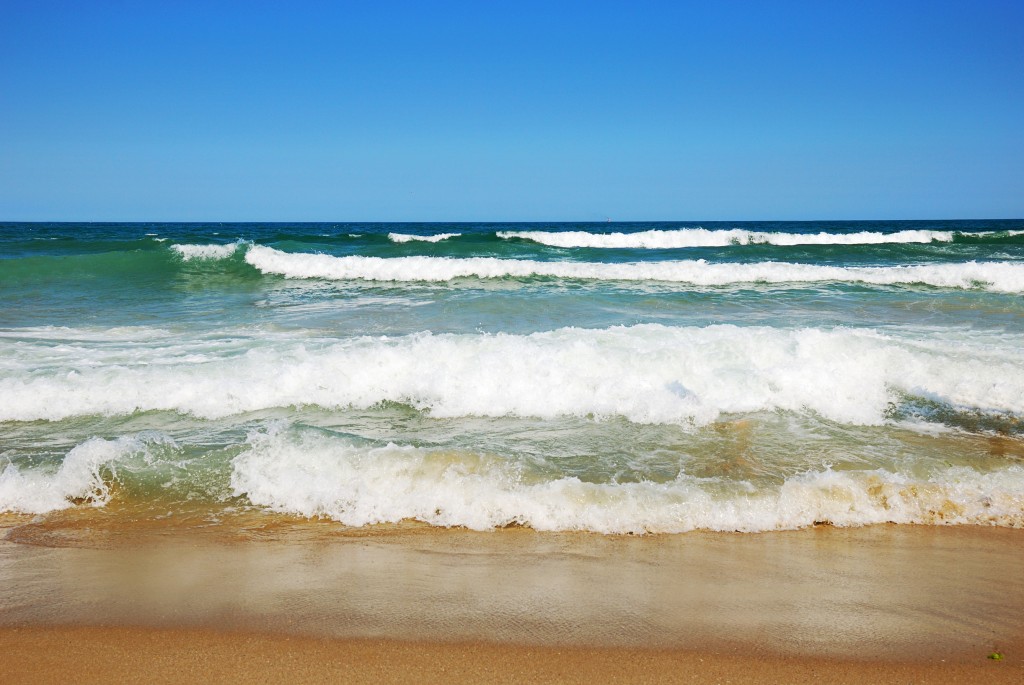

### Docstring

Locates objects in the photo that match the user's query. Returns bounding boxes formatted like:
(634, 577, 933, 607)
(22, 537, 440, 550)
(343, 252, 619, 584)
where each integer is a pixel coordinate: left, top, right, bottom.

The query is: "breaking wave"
(3, 324, 1022, 426)
(6, 427, 1023, 532)
(170, 240, 245, 260)
(0, 435, 157, 514)
(229, 426, 1024, 533)
(387, 232, 461, 243)
(497, 228, 1024, 249)
(243, 245, 1024, 292)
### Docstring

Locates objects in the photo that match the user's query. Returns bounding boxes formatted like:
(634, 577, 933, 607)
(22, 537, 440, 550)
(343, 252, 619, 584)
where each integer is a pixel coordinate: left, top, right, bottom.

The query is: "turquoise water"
(2, 220, 1023, 532)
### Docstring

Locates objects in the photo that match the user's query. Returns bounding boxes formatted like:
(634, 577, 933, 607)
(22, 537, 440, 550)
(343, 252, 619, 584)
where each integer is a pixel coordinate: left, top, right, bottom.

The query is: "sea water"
(1, 220, 1023, 533)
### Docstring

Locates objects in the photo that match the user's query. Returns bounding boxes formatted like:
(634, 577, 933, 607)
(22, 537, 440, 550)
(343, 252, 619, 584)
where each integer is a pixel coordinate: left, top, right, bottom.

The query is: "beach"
(2, 220, 1024, 681)
(2, 625, 1018, 684)
(5, 0, 1024, 678)
(1, 513, 1022, 682)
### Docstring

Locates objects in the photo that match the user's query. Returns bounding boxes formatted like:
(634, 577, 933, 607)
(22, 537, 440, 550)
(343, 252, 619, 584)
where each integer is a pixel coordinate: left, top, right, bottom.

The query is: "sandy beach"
(1, 624, 1018, 684)
(1, 514, 1021, 683)
(4, 0, 1024, 680)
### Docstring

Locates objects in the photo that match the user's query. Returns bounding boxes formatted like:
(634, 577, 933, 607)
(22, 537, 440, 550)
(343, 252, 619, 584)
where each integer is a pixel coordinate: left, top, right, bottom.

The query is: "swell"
(4, 222, 1022, 255)
(0, 242, 261, 286)
(244, 246, 1024, 292)
(0, 248, 178, 286)
(3, 233, 1021, 291)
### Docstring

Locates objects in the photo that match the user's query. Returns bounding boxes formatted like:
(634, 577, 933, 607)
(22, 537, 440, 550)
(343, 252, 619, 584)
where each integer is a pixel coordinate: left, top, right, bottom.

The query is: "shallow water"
(1, 220, 1023, 533)
(2, 519, 1022, 660)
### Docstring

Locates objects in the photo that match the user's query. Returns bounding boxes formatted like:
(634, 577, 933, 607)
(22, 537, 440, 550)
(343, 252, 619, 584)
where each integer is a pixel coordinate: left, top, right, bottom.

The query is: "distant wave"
(170, 240, 245, 260)
(244, 246, 1024, 292)
(497, 228, 1024, 249)
(387, 232, 461, 243)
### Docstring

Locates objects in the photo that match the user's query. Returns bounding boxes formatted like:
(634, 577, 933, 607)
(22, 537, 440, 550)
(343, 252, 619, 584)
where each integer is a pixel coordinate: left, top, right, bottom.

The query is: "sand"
(1, 516, 1022, 682)
(1, 625, 1019, 684)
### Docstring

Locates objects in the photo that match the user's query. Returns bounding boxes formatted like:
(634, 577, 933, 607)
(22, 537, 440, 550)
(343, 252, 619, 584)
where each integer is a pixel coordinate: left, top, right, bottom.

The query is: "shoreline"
(1, 521, 1022, 681)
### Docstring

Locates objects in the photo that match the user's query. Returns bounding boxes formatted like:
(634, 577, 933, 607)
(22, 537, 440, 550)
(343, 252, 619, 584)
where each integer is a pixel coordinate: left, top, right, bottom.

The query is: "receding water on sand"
(1, 512, 1022, 662)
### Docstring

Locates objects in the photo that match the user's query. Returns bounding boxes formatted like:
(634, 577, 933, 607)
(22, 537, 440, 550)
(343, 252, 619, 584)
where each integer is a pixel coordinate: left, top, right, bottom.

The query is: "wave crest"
(170, 240, 245, 260)
(230, 427, 1024, 533)
(497, 228, 1024, 249)
(3, 324, 1022, 426)
(0, 436, 155, 514)
(243, 246, 1024, 292)
(387, 232, 461, 243)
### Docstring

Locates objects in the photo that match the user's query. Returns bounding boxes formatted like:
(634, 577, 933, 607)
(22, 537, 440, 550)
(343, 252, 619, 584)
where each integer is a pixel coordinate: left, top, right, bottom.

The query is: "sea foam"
(170, 240, 244, 260)
(230, 427, 1024, 533)
(6, 425, 1022, 529)
(387, 232, 461, 243)
(0, 436, 144, 513)
(243, 245, 1024, 292)
(3, 324, 1022, 426)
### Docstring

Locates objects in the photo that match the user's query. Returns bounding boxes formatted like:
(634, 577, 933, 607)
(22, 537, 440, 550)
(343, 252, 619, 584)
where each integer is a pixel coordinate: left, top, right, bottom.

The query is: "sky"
(1, 0, 1022, 221)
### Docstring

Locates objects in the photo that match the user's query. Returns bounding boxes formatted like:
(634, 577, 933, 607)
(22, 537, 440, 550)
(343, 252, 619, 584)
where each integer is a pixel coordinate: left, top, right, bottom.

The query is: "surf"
(3, 324, 1022, 428)
(243, 245, 1024, 292)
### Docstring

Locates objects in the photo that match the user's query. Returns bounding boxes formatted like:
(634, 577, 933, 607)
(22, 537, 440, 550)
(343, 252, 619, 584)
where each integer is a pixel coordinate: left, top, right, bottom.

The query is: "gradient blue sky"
(2, 1, 1022, 221)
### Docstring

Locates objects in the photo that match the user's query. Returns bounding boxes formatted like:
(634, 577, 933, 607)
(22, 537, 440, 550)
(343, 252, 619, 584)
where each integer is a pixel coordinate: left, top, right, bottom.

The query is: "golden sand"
(1, 625, 1020, 684)
(1, 515, 1022, 682)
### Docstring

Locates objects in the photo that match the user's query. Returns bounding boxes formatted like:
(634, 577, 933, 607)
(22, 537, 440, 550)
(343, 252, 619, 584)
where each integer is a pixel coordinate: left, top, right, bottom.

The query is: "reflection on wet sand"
(1, 515, 1022, 662)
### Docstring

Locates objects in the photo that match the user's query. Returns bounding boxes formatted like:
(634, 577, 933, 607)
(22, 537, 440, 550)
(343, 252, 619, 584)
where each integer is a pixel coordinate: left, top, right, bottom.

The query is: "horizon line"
(3, 217, 1023, 224)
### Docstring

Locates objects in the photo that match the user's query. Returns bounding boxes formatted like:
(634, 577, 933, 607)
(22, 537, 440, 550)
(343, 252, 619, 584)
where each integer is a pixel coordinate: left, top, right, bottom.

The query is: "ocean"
(1, 219, 1023, 534)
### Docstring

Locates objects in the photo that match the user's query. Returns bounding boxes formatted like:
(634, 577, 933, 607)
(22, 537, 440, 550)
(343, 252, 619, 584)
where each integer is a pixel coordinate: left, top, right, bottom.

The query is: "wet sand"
(1, 516, 1022, 682)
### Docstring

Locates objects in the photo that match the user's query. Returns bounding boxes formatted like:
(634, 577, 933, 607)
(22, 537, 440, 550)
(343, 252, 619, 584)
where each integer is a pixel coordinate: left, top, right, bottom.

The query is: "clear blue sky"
(1, 0, 1022, 221)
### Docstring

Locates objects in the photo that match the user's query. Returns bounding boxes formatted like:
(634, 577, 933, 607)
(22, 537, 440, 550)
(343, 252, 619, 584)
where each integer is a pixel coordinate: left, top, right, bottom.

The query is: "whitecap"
(387, 232, 461, 243)
(244, 246, 1024, 293)
(231, 427, 1024, 533)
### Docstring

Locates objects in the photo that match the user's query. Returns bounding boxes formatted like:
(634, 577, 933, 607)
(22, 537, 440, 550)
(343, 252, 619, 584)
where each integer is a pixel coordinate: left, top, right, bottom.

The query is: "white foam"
(497, 228, 1019, 249)
(0, 436, 143, 514)
(243, 246, 1024, 292)
(3, 324, 1023, 427)
(387, 232, 461, 243)
(0, 325, 173, 342)
(170, 240, 244, 260)
(231, 427, 1024, 533)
